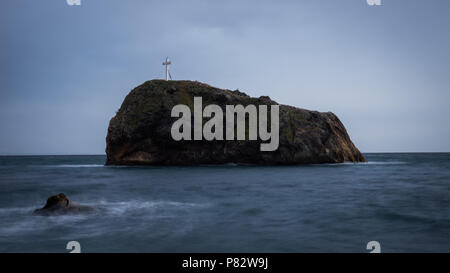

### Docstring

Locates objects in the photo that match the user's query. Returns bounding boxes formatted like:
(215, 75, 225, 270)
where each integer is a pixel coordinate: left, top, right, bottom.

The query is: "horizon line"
(1, 152, 450, 157)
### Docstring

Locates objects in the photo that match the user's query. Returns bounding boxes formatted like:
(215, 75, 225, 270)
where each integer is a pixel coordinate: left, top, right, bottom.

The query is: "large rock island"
(106, 80, 365, 165)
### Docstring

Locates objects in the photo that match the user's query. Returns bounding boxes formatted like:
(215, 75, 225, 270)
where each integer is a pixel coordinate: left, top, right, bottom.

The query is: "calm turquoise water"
(0, 153, 449, 253)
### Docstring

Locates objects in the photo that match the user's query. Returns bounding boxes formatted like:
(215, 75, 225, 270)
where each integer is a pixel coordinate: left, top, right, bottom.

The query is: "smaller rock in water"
(33, 193, 94, 216)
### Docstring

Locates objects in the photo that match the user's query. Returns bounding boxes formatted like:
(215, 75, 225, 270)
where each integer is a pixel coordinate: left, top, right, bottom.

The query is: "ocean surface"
(0, 153, 449, 253)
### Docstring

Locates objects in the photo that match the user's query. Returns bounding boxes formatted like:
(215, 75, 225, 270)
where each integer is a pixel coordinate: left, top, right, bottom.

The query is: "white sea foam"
(92, 200, 207, 216)
(0, 206, 36, 215)
(365, 161, 406, 165)
(0, 200, 207, 238)
(0, 206, 90, 235)
(323, 161, 406, 166)
(352, 161, 406, 165)
(0, 201, 205, 217)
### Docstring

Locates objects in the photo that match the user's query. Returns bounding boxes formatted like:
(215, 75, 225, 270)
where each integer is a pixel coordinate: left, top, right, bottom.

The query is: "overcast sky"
(1, 0, 449, 154)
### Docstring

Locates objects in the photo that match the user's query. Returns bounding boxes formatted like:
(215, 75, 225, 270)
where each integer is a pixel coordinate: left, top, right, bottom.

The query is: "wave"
(0, 205, 91, 236)
(0, 200, 206, 217)
(51, 164, 105, 168)
(92, 200, 207, 216)
(0, 206, 36, 215)
(365, 161, 406, 165)
(323, 161, 406, 166)
(354, 161, 406, 165)
(38, 164, 135, 168)
(0, 200, 208, 238)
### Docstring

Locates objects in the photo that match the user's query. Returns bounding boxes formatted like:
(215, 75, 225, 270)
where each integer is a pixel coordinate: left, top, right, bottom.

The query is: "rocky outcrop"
(106, 80, 365, 165)
(33, 193, 94, 216)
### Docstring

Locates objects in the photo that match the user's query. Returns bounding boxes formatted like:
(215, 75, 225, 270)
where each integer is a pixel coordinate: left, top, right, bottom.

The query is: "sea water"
(0, 153, 449, 252)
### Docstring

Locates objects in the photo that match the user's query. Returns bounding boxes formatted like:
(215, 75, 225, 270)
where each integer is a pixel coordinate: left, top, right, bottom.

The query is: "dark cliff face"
(106, 80, 366, 165)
